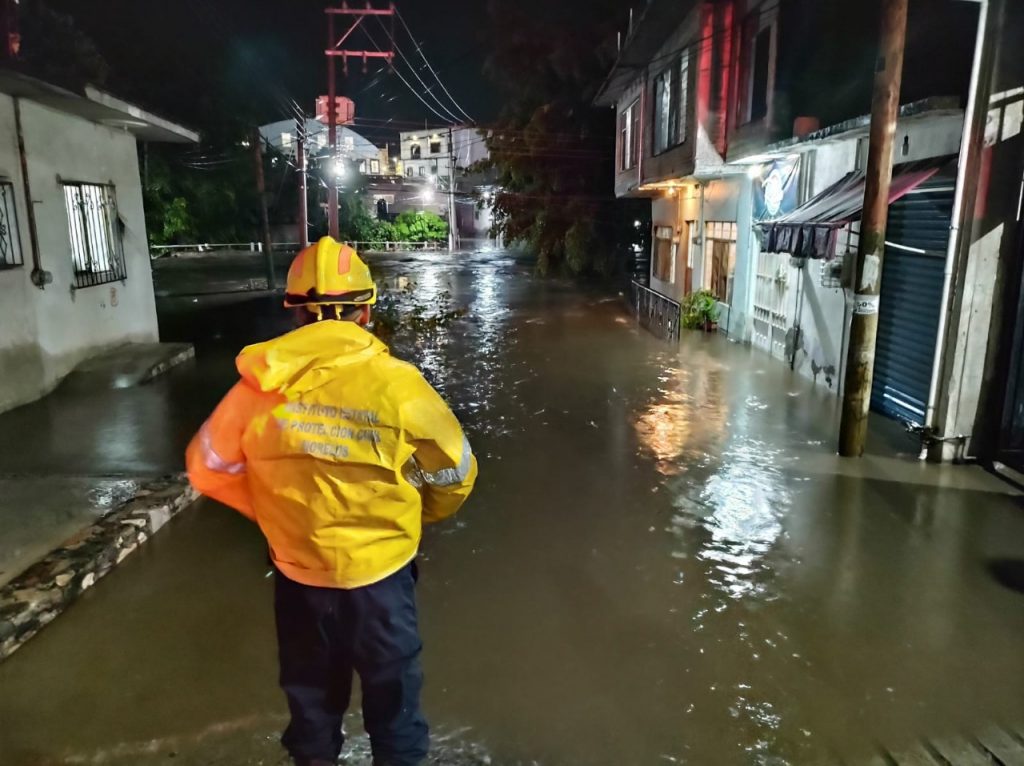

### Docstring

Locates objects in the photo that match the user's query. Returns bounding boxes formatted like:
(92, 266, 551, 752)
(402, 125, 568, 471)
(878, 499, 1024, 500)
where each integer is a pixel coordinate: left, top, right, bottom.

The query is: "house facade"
(597, 0, 1014, 462)
(0, 72, 197, 412)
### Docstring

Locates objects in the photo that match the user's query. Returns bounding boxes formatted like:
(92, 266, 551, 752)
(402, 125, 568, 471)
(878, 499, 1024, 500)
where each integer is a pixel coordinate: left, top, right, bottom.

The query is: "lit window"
(62, 182, 126, 288)
(653, 66, 679, 155)
(281, 132, 293, 148)
(653, 226, 675, 283)
(370, 159, 380, 174)
(704, 221, 738, 302)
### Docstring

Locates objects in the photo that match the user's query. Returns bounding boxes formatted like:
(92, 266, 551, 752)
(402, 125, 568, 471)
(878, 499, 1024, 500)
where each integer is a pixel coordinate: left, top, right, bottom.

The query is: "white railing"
(151, 240, 448, 258)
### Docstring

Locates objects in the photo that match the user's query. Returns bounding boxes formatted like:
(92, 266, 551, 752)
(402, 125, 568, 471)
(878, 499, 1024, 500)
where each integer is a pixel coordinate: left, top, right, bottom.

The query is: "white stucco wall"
(772, 114, 963, 395)
(0, 95, 158, 412)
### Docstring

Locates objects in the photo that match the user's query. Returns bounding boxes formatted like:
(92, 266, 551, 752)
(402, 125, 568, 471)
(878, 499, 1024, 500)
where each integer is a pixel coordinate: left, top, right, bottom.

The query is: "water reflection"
(671, 438, 790, 600)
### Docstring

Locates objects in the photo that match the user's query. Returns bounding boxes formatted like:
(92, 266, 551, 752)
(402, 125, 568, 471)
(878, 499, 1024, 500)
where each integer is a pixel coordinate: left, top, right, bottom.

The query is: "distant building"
(398, 126, 496, 239)
(260, 118, 388, 176)
(0, 70, 197, 412)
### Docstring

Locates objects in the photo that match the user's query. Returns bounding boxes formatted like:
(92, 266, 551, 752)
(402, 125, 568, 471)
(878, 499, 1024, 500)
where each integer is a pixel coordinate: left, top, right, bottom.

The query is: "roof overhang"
(594, 0, 697, 107)
(0, 69, 199, 143)
(728, 97, 963, 166)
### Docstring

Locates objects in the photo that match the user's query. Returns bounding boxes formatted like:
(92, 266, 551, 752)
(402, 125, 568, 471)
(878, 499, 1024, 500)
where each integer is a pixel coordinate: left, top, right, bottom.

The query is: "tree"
(482, 0, 648, 278)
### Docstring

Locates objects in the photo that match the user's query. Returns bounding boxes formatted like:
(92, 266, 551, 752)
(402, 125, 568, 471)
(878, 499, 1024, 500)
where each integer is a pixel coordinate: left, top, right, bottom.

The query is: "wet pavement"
(1, 249, 1023, 765)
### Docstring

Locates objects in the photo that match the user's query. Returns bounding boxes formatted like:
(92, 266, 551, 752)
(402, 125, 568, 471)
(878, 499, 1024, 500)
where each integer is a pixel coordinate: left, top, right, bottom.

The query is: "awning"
(757, 161, 943, 259)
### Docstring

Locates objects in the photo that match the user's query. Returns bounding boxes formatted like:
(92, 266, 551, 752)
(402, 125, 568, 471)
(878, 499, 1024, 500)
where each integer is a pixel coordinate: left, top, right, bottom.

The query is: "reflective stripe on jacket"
(186, 320, 477, 589)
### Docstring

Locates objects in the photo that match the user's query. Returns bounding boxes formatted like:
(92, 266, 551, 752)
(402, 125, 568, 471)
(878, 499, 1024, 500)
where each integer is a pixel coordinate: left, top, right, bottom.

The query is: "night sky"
(42, 0, 620, 146)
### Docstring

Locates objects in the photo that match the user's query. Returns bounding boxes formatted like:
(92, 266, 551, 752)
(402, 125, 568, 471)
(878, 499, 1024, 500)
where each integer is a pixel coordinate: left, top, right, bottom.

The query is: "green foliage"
(143, 142, 260, 246)
(392, 211, 448, 243)
(681, 290, 721, 330)
(340, 204, 397, 246)
(482, 0, 645, 280)
(20, 2, 110, 89)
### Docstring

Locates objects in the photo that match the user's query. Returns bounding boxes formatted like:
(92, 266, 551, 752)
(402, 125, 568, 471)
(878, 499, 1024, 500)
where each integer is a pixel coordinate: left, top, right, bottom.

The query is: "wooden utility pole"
(296, 119, 309, 248)
(251, 128, 276, 291)
(837, 0, 909, 457)
(326, 9, 338, 239)
(325, 2, 395, 240)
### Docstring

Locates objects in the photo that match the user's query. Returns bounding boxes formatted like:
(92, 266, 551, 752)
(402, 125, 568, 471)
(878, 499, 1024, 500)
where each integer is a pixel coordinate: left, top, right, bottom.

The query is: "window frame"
(410, 143, 422, 160)
(0, 180, 25, 270)
(619, 98, 640, 171)
(737, 10, 776, 126)
(62, 180, 126, 289)
(429, 139, 443, 155)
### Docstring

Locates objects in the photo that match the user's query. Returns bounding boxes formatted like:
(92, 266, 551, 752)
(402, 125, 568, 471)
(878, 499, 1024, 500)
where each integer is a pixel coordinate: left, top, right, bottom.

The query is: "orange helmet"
(284, 236, 377, 309)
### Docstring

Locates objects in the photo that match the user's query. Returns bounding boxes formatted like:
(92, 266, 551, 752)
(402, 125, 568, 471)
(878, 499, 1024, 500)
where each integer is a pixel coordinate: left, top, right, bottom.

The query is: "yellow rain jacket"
(186, 320, 477, 589)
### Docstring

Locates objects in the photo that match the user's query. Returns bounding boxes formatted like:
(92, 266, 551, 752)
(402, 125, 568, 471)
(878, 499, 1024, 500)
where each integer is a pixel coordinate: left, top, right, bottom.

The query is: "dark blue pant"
(274, 563, 428, 765)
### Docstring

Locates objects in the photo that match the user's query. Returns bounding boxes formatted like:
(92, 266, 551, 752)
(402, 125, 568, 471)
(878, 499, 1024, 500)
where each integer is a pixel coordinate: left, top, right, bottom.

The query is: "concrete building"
(0, 71, 197, 412)
(398, 126, 497, 240)
(597, 0, 989, 459)
(260, 118, 388, 176)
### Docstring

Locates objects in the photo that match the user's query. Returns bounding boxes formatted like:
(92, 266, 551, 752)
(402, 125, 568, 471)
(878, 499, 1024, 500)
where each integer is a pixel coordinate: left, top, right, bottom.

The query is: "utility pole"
(325, 1, 395, 240)
(296, 118, 309, 248)
(251, 128, 276, 291)
(447, 126, 458, 252)
(327, 9, 338, 238)
(837, 0, 908, 457)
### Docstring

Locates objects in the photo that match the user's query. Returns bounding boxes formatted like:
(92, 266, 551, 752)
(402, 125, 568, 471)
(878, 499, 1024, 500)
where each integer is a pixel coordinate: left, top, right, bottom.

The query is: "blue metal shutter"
(870, 184, 954, 424)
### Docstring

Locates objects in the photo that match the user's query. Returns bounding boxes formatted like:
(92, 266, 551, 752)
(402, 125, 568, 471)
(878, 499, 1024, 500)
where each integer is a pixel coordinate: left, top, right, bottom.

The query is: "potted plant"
(681, 289, 720, 332)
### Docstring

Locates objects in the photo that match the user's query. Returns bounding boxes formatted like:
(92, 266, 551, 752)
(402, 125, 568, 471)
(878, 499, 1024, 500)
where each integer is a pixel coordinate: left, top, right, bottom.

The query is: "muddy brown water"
(1, 250, 1023, 765)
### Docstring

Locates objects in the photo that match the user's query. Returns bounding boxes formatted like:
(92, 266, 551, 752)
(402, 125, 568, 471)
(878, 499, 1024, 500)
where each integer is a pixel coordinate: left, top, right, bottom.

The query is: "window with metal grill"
(0, 181, 24, 269)
(62, 182, 126, 288)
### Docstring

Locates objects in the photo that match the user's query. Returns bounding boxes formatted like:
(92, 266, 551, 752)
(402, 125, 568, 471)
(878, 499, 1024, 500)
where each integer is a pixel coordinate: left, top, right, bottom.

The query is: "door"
(870, 182, 955, 424)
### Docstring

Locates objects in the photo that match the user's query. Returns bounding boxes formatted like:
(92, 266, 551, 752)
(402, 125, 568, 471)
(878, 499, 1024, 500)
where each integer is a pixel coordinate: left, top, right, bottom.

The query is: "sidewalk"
(0, 342, 201, 660)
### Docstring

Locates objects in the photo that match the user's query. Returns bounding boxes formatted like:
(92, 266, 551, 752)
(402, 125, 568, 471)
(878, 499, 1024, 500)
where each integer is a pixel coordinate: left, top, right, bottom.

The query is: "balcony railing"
(629, 280, 681, 342)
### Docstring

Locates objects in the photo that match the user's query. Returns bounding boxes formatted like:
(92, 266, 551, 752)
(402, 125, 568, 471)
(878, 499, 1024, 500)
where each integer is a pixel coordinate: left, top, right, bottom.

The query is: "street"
(1, 249, 1022, 765)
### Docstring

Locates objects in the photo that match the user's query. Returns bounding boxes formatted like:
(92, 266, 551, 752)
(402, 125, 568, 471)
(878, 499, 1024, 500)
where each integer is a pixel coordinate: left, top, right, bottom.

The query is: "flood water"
(1, 249, 1023, 765)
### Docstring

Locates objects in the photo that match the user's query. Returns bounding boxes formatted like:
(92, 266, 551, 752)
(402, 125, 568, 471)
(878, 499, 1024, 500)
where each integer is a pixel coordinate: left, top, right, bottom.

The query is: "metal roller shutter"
(870, 183, 954, 424)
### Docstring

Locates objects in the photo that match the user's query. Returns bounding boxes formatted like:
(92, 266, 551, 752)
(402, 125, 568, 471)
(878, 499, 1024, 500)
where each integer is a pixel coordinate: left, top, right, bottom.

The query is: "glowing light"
(634, 219, 642, 228)
(334, 160, 347, 177)
(746, 165, 762, 180)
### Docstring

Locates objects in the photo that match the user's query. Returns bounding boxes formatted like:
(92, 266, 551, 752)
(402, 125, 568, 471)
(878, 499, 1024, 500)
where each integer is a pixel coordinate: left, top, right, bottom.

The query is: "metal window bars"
(0, 181, 24, 269)
(630, 280, 681, 342)
(62, 182, 126, 288)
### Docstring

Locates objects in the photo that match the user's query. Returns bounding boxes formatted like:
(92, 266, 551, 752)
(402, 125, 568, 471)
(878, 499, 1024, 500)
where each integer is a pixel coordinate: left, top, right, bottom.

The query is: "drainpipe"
(922, 0, 990, 442)
(13, 98, 48, 289)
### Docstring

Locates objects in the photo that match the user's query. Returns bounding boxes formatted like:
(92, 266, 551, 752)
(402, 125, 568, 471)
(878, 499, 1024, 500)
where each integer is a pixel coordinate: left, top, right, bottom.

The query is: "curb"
(142, 344, 196, 383)
(0, 475, 197, 662)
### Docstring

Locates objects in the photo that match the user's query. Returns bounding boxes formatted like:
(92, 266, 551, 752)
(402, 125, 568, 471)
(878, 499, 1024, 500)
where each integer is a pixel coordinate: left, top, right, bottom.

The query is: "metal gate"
(870, 183, 955, 424)
(997, 218, 1024, 472)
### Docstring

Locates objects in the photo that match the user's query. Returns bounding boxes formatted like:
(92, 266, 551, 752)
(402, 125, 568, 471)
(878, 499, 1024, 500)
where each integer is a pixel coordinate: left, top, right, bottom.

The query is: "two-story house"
(598, 0, 1000, 461)
(595, 0, 749, 323)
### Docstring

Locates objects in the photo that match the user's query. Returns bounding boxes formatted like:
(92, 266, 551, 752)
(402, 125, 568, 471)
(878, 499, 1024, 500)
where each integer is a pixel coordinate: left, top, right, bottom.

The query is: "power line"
(394, 8, 475, 124)
(371, 16, 463, 125)
(361, 24, 457, 126)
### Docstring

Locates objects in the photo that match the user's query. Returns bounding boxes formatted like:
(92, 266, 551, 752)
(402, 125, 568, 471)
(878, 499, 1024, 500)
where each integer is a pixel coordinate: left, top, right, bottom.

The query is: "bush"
(392, 211, 448, 243)
(681, 290, 721, 330)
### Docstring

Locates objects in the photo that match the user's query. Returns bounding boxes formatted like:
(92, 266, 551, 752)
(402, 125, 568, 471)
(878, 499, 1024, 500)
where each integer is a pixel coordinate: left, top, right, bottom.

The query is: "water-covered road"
(1, 249, 1023, 765)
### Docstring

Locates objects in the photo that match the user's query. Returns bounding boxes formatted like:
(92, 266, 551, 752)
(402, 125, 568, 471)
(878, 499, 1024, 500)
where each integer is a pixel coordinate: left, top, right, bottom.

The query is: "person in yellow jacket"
(186, 237, 477, 766)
